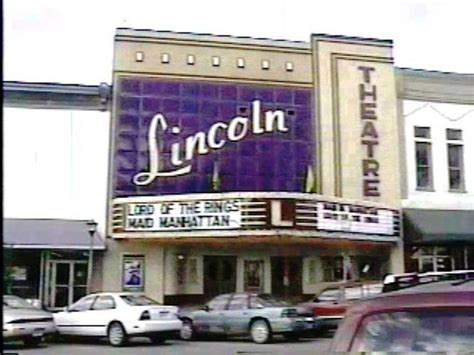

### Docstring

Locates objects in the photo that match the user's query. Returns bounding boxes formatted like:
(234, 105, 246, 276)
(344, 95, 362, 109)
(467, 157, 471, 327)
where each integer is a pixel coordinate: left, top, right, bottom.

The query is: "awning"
(403, 209, 474, 244)
(3, 218, 106, 250)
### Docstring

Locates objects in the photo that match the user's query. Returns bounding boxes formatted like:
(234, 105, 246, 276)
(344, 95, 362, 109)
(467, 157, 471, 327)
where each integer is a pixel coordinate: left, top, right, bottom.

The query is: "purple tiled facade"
(113, 77, 315, 197)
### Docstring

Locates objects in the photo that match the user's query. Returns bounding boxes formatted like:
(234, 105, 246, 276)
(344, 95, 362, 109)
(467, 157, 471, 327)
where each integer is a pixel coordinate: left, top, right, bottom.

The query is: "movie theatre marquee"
(111, 192, 401, 241)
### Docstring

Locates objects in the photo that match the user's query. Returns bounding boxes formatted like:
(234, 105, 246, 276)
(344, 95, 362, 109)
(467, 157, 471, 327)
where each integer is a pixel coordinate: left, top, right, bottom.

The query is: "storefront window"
(420, 257, 434, 272)
(4, 250, 41, 299)
(414, 247, 455, 272)
(354, 256, 388, 281)
(321, 256, 344, 282)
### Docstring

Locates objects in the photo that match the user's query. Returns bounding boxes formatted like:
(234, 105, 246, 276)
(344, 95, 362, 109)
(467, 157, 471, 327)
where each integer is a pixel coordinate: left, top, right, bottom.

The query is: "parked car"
(3, 295, 57, 347)
(178, 293, 314, 344)
(382, 269, 474, 292)
(330, 279, 474, 352)
(297, 281, 383, 332)
(53, 292, 182, 346)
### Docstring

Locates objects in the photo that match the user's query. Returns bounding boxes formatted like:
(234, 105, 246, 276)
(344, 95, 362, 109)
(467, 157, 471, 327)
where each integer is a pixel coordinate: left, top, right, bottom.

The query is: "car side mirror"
(202, 305, 210, 312)
(256, 304, 264, 309)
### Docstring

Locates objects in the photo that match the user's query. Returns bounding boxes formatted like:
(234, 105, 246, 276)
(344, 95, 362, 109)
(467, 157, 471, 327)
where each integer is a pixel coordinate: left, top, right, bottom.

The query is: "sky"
(3, 0, 474, 234)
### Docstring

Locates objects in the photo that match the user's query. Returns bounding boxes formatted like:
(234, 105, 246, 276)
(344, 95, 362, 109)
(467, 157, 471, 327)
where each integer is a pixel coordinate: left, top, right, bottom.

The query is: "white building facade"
(399, 70, 474, 272)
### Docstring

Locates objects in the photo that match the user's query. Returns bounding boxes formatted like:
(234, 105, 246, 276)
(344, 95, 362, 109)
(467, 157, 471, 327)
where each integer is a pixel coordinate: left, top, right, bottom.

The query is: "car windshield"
(255, 294, 289, 307)
(120, 295, 160, 306)
(3, 296, 35, 309)
(351, 309, 474, 352)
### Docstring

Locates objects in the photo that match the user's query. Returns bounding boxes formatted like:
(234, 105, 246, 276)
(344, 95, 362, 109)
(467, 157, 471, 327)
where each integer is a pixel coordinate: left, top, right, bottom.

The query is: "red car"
(297, 281, 383, 332)
(329, 279, 474, 352)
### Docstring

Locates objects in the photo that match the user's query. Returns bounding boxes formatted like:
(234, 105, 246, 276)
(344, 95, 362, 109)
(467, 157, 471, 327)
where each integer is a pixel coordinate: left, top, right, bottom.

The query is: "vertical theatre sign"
(359, 66, 380, 197)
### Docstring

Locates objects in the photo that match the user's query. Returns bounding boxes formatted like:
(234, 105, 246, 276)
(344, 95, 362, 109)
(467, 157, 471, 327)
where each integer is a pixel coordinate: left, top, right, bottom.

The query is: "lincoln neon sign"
(133, 100, 288, 185)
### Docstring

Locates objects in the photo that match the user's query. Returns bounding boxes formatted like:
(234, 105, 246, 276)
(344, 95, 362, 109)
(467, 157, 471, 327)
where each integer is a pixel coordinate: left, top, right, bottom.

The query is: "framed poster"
(244, 260, 264, 292)
(122, 255, 145, 291)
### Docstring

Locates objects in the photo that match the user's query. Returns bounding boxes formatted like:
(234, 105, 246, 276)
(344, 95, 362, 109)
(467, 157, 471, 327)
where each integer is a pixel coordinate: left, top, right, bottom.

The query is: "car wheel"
(283, 332, 300, 341)
(107, 321, 128, 347)
(23, 336, 43, 347)
(250, 319, 272, 344)
(149, 335, 166, 344)
(180, 319, 195, 341)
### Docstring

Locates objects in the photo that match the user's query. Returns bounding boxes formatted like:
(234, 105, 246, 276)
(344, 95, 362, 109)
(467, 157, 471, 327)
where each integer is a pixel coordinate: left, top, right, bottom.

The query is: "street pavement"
(3, 334, 333, 355)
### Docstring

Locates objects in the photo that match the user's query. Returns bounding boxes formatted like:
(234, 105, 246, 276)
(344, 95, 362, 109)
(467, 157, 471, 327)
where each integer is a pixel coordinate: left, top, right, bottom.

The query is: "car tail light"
(139, 310, 151, 321)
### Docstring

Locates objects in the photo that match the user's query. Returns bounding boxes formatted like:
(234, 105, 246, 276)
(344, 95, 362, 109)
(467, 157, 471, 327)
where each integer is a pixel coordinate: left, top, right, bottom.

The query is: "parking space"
(3, 334, 333, 355)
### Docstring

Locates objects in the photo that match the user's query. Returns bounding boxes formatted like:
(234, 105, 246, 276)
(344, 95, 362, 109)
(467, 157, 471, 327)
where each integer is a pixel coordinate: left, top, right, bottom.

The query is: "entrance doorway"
(203, 256, 236, 298)
(271, 257, 303, 300)
(49, 260, 88, 308)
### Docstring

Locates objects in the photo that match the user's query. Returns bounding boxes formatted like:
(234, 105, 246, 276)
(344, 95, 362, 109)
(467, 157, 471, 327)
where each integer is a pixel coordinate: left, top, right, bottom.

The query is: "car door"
(88, 295, 117, 336)
(55, 295, 97, 335)
(224, 294, 251, 335)
(194, 294, 230, 334)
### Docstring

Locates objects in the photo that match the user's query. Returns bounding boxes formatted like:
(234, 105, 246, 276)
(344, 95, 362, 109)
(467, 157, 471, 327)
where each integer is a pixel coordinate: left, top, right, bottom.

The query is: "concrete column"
(389, 241, 405, 274)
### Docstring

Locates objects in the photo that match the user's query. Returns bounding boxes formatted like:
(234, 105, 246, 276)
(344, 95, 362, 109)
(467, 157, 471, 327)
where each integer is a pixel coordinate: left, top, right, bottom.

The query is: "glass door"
(51, 261, 71, 308)
(72, 262, 88, 303)
(203, 256, 236, 298)
(50, 261, 88, 308)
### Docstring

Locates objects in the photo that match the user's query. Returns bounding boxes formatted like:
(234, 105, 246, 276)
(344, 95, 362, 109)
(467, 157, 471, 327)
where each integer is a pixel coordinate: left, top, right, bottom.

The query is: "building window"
(446, 129, 464, 191)
(321, 256, 344, 282)
(353, 256, 387, 281)
(414, 126, 433, 190)
(414, 247, 454, 272)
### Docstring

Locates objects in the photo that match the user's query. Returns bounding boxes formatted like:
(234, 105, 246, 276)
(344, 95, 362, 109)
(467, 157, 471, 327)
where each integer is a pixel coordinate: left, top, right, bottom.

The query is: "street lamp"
(86, 220, 98, 295)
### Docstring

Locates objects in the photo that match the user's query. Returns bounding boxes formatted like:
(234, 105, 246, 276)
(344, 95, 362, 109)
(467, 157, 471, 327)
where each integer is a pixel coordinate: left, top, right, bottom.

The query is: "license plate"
(32, 329, 44, 337)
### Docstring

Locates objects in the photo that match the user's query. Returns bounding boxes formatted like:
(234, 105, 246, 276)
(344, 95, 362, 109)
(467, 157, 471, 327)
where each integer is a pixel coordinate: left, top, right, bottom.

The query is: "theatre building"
(102, 29, 404, 304)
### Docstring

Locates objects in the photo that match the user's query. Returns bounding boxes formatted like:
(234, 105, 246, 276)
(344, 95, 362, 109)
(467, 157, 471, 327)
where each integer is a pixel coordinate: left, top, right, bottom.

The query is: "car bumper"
(313, 316, 342, 330)
(3, 322, 57, 340)
(126, 319, 182, 337)
(269, 317, 314, 334)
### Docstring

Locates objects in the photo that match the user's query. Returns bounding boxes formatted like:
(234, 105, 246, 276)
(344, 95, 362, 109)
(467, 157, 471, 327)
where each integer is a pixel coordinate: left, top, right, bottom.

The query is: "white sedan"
(53, 292, 182, 346)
